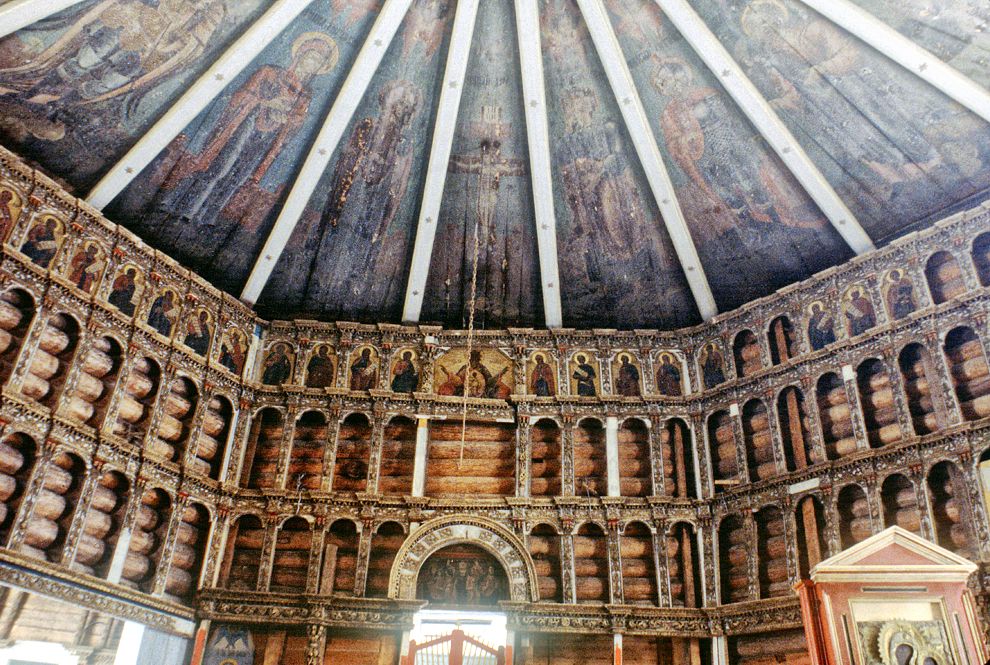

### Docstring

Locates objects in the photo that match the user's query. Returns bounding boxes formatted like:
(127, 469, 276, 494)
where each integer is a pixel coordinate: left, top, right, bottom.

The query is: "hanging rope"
(459, 204, 484, 466)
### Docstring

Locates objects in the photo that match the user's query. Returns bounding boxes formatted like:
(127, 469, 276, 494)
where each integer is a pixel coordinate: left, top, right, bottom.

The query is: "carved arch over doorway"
(388, 515, 539, 602)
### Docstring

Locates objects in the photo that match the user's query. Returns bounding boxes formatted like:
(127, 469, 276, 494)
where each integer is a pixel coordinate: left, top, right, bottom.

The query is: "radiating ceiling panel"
(606, 0, 854, 313)
(257, 0, 453, 323)
(539, 0, 699, 329)
(420, 0, 544, 330)
(0, 0, 271, 193)
(693, 0, 990, 245)
(107, 0, 379, 296)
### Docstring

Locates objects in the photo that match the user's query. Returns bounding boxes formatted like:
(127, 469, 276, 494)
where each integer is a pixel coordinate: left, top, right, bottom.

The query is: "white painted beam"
(605, 415, 620, 497)
(400, 0, 481, 324)
(797, 0, 990, 125)
(514, 0, 564, 329)
(655, 0, 874, 254)
(86, 0, 318, 210)
(0, 0, 87, 39)
(575, 0, 718, 320)
(241, 0, 415, 304)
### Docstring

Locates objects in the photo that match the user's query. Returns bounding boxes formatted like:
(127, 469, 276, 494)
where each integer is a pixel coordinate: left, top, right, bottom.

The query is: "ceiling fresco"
(0, 0, 987, 330)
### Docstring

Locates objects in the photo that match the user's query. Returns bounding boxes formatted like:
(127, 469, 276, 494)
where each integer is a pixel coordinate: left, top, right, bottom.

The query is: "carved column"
(6, 439, 58, 550)
(881, 347, 915, 442)
(221, 398, 254, 487)
(746, 510, 759, 602)
(140, 365, 179, 462)
(699, 517, 716, 607)
(762, 390, 788, 476)
(52, 324, 95, 421)
(925, 330, 963, 427)
(4, 301, 55, 396)
(305, 624, 327, 665)
(105, 476, 147, 584)
(864, 474, 883, 538)
(365, 417, 386, 495)
(353, 518, 374, 597)
(150, 492, 190, 596)
(690, 412, 710, 499)
(840, 363, 870, 452)
(306, 517, 327, 595)
(957, 454, 990, 559)
(559, 518, 576, 603)
(321, 410, 342, 493)
(181, 385, 216, 476)
(909, 465, 936, 542)
(58, 461, 99, 565)
(275, 405, 299, 490)
(606, 516, 623, 605)
(954, 246, 982, 292)
(201, 505, 231, 588)
(800, 375, 828, 465)
(516, 417, 532, 498)
(255, 514, 280, 592)
(780, 496, 799, 589)
(653, 519, 669, 607)
(561, 418, 575, 497)
(821, 485, 841, 557)
(650, 416, 667, 497)
(729, 403, 748, 486)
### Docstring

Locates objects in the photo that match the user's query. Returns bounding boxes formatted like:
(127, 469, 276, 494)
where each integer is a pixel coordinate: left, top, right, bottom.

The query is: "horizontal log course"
(74, 372, 105, 401)
(23, 517, 59, 549)
(622, 578, 656, 601)
(0, 300, 25, 331)
(890, 510, 921, 532)
(734, 630, 807, 657)
(164, 568, 192, 596)
(81, 510, 112, 539)
(573, 539, 608, 558)
(29, 348, 59, 381)
(574, 577, 608, 600)
(424, 477, 514, 496)
(73, 532, 107, 567)
(127, 530, 158, 556)
(65, 397, 95, 425)
(427, 443, 513, 461)
(38, 326, 71, 356)
(201, 406, 228, 438)
(426, 458, 514, 476)
(620, 559, 654, 578)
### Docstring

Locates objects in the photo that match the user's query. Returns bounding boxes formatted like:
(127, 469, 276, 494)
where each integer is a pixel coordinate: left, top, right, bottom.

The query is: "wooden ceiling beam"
(0, 0, 87, 40)
(797, 0, 990, 125)
(240, 0, 414, 305)
(575, 0, 718, 320)
(86, 0, 317, 210)
(400, 0, 481, 324)
(513, 0, 564, 328)
(655, 0, 875, 255)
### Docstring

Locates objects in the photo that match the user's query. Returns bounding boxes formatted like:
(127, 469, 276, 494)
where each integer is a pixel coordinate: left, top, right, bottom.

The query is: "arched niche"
(387, 516, 538, 603)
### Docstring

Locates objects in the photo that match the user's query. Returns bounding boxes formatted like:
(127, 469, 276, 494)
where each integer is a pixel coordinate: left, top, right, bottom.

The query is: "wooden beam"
(797, 0, 990, 125)
(575, 0, 718, 320)
(655, 0, 874, 255)
(240, 0, 415, 304)
(400, 0, 481, 324)
(513, 0, 564, 328)
(0, 0, 87, 40)
(86, 0, 318, 210)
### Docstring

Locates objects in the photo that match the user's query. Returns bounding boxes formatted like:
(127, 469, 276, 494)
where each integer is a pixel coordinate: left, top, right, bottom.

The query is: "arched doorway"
(388, 516, 539, 603)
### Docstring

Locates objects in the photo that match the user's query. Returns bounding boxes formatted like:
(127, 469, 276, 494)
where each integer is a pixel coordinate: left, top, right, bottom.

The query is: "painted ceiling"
(0, 0, 987, 330)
